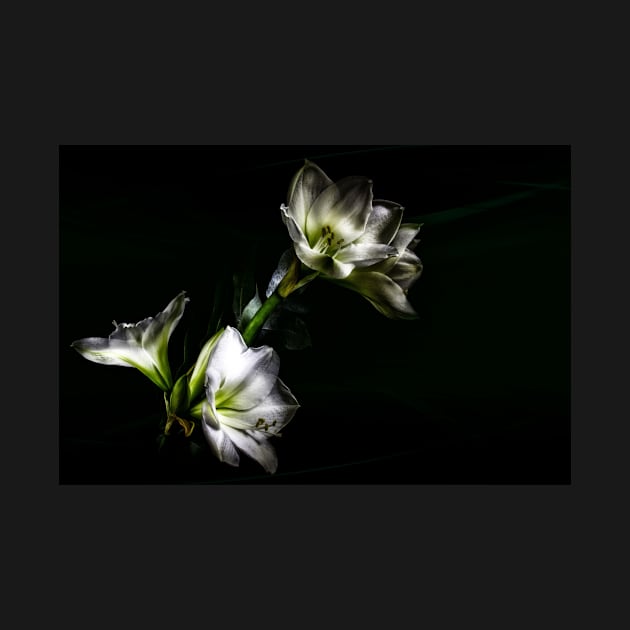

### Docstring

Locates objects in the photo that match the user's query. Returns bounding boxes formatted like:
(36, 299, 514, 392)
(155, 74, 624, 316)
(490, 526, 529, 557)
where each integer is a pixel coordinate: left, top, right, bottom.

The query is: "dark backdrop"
(59, 145, 570, 484)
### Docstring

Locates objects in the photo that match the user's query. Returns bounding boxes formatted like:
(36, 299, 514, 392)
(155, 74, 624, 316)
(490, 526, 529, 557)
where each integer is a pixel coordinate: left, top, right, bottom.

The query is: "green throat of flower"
(311, 224, 345, 257)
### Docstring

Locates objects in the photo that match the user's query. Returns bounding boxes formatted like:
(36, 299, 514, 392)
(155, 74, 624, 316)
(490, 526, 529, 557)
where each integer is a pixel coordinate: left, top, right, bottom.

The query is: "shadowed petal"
(286, 160, 334, 230)
(335, 242, 399, 268)
(356, 200, 404, 245)
(222, 426, 279, 474)
(281, 205, 310, 246)
(391, 224, 422, 251)
(388, 250, 423, 291)
(201, 402, 240, 467)
(293, 241, 356, 279)
(336, 271, 419, 319)
(219, 378, 300, 434)
(109, 321, 146, 344)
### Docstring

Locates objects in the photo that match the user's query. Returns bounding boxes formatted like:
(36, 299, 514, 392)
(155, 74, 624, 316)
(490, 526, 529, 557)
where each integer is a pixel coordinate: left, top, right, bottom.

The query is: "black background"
(59, 145, 570, 484)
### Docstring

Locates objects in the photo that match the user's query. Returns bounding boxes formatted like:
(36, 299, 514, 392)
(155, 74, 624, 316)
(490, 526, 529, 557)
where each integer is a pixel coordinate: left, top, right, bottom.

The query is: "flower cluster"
(71, 161, 423, 474)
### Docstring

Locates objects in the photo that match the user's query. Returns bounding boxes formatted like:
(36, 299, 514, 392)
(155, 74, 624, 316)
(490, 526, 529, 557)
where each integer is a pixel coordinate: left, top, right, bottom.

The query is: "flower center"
(311, 224, 345, 257)
(255, 418, 277, 432)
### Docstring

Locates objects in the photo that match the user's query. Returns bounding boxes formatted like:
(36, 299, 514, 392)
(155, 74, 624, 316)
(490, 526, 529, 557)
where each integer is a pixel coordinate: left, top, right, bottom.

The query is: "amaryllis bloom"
(280, 160, 422, 318)
(280, 160, 399, 280)
(335, 223, 423, 319)
(70, 291, 189, 391)
(189, 326, 300, 474)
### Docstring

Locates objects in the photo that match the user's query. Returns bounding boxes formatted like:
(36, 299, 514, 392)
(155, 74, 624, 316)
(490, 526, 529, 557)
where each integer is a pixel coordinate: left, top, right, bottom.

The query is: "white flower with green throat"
(188, 326, 300, 474)
(281, 161, 422, 319)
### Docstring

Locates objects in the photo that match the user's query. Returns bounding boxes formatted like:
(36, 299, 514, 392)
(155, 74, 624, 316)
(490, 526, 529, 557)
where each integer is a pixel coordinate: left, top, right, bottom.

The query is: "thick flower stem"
(241, 291, 283, 346)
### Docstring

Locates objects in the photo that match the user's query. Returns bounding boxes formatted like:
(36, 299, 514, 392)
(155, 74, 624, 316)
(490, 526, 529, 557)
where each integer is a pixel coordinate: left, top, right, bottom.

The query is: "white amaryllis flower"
(280, 160, 422, 318)
(280, 160, 400, 280)
(334, 223, 423, 319)
(189, 326, 300, 474)
(71, 291, 189, 392)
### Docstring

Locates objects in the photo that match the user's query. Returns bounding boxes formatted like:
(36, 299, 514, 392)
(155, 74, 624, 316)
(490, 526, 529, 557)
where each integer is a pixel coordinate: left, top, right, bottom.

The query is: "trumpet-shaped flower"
(70, 291, 189, 391)
(281, 161, 422, 318)
(280, 160, 399, 280)
(189, 326, 299, 474)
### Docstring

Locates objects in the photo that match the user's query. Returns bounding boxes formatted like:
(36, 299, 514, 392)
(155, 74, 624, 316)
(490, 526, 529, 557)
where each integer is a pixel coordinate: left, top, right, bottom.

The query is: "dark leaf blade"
(232, 267, 257, 327)
(407, 179, 568, 226)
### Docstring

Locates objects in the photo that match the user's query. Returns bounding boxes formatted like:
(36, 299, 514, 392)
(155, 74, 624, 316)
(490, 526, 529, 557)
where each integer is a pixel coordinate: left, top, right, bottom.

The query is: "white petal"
(366, 254, 399, 276)
(219, 377, 300, 434)
(293, 241, 355, 279)
(201, 402, 240, 467)
(221, 348, 279, 410)
(286, 160, 334, 231)
(305, 176, 373, 246)
(109, 321, 146, 345)
(142, 292, 189, 347)
(387, 250, 423, 291)
(70, 336, 169, 390)
(141, 291, 189, 388)
(336, 271, 419, 319)
(334, 242, 399, 268)
(222, 426, 279, 474)
(391, 224, 422, 251)
(356, 200, 404, 245)
(281, 205, 310, 246)
(71, 336, 143, 368)
(206, 327, 280, 410)
(366, 223, 423, 276)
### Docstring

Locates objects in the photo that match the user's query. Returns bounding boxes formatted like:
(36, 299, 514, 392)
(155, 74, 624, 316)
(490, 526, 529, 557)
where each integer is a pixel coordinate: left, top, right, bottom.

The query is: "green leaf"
(407, 179, 568, 227)
(169, 373, 189, 416)
(175, 328, 192, 381)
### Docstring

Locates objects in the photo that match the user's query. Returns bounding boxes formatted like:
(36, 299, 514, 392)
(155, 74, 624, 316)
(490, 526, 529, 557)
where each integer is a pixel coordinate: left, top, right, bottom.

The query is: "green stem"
(241, 291, 283, 346)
